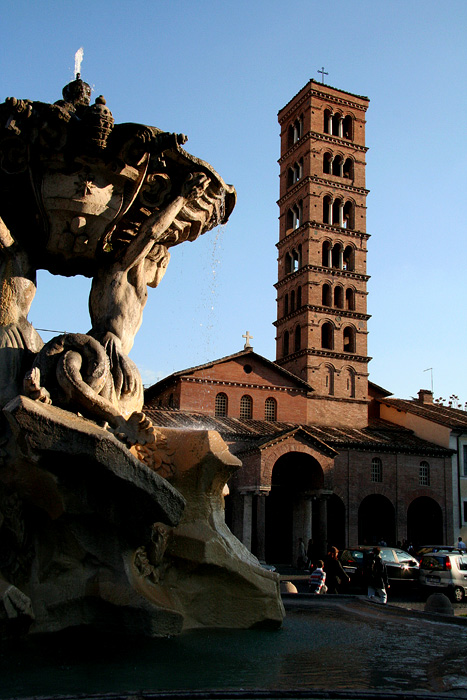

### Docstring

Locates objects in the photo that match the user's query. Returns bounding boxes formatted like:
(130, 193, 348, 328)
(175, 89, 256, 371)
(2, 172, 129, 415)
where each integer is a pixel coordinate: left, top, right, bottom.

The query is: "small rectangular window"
(463, 501, 467, 523)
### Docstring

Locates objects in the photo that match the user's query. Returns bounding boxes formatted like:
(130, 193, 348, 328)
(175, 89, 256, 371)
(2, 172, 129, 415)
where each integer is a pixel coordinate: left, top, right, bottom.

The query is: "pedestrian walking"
(366, 546, 389, 604)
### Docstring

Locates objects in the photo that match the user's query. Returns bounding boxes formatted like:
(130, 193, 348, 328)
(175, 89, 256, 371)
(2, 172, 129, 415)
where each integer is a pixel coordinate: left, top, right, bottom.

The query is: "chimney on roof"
(418, 389, 433, 405)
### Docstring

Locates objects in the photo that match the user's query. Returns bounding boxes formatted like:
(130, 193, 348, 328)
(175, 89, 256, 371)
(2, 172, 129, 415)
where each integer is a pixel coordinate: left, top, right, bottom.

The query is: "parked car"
(340, 547, 420, 591)
(419, 552, 467, 602)
(415, 545, 462, 562)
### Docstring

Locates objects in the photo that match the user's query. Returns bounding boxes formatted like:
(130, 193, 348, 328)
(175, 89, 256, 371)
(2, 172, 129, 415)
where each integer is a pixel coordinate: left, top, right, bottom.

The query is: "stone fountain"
(0, 73, 284, 638)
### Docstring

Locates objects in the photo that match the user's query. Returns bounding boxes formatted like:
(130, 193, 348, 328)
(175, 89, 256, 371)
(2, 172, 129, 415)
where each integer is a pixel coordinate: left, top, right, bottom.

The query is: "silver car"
(419, 551, 467, 602)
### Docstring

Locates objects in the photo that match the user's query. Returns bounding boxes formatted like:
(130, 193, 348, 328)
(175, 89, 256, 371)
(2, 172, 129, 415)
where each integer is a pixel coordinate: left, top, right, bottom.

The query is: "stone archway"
(407, 496, 443, 546)
(265, 452, 324, 566)
(358, 494, 395, 546)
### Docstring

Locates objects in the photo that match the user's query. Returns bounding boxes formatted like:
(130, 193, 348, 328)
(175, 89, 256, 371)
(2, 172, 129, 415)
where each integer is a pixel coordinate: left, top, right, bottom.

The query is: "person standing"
(323, 546, 349, 594)
(457, 537, 467, 551)
(366, 546, 389, 604)
(309, 560, 327, 594)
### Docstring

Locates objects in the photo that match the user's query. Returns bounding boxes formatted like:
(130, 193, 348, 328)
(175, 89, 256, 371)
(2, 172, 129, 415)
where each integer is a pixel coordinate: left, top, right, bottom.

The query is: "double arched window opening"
(284, 245, 302, 275)
(287, 159, 303, 188)
(283, 285, 302, 316)
(282, 324, 301, 356)
(287, 116, 303, 148)
(323, 109, 353, 140)
(286, 201, 303, 232)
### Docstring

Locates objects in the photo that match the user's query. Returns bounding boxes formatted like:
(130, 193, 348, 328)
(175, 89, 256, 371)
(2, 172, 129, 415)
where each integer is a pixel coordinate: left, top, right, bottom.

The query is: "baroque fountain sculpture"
(0, 74, 284, 637)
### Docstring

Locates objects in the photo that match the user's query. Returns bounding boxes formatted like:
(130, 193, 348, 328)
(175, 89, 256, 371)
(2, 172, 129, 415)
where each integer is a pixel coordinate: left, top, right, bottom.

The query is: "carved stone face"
(41, 162, 125, 260)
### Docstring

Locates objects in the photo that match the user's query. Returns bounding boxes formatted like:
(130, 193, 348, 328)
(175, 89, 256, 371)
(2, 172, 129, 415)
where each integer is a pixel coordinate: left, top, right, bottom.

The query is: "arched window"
(324, 109, 332, 134)
(325, 365, 335, 396)
(283, 330, 289, 356)
(323, 196, 332, 225)
(265, 397, 277, 421)
(292, 247, 300, 271)
(333, 285, 344, 309)
(285, 252, 292, 274)
(290, 289, 295, 311)
(332, 155, 343, 177)
(343, 326, 356, 353)
(287, 167, 294, 188)
(323, 153, 332, 174)
(331, 243, 342, 269)
(345, 288, 355, 310)
(215, 392, 228, 417)
(322, 283, 332, 306)
(343, 201, 354, 229)
(296, 285, 302, 308)
(332, 113, 341, 136)
(419, 461, 430, 486)
(294, 159, 303, 182)
(294, 325, 301, 352)
(343, 115, 353, 140)
(343, 245, 354, 271)
(343, 158, 353, 179)
(371, 457, 383, 483)
(346, 368, 356, 398)
(284, 293, 289, 316)
(332, 199, 341, 226)
(322, 241, 331, 267)
(321, 322, 334, 350)
(168, 393, 174, 408)
(240, 394, 253, 420)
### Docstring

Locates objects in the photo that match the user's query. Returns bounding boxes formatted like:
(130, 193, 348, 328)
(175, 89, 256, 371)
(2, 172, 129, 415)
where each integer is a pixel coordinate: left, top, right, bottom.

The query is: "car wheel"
(451, 586, 465, 603)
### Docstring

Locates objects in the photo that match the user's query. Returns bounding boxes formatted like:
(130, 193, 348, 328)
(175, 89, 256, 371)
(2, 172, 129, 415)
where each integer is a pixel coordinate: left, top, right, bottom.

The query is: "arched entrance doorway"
(265, 452, 324, 566)
(407, 497, 443, 546)
(358, 495, 395, 546)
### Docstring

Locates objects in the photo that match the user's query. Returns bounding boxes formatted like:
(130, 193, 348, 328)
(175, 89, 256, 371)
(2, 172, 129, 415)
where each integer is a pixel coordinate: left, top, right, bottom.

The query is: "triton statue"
(0, 74, 235, 444)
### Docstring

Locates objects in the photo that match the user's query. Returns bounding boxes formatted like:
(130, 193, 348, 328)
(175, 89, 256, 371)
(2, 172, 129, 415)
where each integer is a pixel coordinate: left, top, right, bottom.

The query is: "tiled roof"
(144, 408, 451, 457)
(380, 398, 467, 431)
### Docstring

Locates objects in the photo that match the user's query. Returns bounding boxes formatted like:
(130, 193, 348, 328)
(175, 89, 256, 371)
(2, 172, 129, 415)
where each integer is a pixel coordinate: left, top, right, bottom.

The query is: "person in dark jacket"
(323, 546, 349, 594)
(366, 546, 389, 604)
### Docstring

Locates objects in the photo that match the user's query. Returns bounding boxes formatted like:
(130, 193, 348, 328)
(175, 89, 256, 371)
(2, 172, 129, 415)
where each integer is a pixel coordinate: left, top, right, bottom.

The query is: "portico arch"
(265, 451, 326, 565)
(407, 496, 443, 546)
(358, 494, 395, 546)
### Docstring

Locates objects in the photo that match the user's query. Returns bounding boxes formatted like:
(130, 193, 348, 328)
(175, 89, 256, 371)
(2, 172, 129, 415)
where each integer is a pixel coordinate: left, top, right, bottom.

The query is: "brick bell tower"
(274, 79, 371, 427)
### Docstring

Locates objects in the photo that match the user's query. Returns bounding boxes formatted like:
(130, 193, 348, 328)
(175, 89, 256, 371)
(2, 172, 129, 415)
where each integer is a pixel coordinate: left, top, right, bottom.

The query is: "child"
(309, 559, 327, 594)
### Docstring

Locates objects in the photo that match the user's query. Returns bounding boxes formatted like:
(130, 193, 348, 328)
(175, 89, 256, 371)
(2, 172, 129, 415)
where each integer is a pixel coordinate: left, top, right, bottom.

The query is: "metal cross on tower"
(243, 331, 253, 349)
(317, 67, 328, 83)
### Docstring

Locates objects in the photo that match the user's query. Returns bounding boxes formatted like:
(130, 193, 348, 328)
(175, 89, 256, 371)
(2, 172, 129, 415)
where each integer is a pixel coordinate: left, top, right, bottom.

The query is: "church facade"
(144, 80, 457, 565)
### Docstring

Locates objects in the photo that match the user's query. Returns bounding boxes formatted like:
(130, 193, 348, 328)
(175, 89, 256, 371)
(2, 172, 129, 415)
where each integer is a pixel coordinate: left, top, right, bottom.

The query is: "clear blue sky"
(1, 0, 466, 404)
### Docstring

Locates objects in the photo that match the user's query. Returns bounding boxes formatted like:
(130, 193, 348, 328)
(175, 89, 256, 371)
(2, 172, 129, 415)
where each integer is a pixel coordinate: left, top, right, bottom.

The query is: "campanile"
(275, 80, 370, 427)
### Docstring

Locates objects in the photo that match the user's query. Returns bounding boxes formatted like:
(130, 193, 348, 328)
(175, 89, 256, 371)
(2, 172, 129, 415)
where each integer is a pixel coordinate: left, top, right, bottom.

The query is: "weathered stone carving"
(0, 75, 284, 637)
